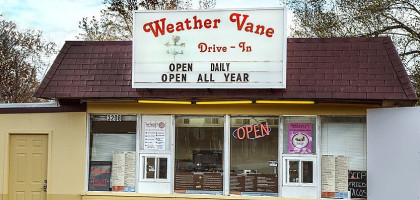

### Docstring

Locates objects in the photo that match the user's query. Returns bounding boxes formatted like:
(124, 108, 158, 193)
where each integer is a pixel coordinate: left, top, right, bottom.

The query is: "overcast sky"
(0, 0, 285, 47)
(0, 0, 289, 74)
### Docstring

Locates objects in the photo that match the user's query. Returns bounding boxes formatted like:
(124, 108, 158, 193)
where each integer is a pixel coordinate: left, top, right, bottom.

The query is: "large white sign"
(133, 8, 287, 88)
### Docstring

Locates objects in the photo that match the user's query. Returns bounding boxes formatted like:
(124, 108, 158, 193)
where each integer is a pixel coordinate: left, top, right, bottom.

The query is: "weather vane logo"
(165, 35, 185, 61)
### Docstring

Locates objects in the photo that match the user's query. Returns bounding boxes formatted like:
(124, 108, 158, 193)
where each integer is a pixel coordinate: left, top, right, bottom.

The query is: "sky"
(0, 0, 289, 73)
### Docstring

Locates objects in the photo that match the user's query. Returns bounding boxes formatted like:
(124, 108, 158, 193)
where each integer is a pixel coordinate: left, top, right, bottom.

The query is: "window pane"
(302, 161, 313, 183)
(175, 117, 224, 192)
(288, 161, 299, 183)
(146, 157, 156, 179)
(230, 117, 278, 194)
(88, 115, 136, 192)
(158, 158, 167, 179)
(321, 117, 367, 170)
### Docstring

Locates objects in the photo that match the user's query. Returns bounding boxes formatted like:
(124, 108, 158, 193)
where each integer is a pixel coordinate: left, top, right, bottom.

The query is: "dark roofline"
(34, 37, 418, 104)
(34, 41, 133, 97)
(382, 37, 417, 100)
(0, 103, 86, 114)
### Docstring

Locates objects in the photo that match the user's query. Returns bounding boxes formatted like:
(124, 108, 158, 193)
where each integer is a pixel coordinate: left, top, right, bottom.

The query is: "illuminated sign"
(132, 8, 287, 88)
(232, 122, 271, 140)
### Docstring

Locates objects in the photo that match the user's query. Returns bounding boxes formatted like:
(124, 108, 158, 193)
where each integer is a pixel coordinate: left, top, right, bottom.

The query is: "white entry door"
(138, 115, 173, 194)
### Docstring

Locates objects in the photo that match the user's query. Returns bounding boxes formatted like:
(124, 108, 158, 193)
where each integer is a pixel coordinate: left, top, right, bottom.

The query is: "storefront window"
(283, 158, 315, 185)
(175, 116, 224, 194)
(288, 160, 299, 183)
(321, 117, 367, 199)
(88, 115, 137, 192)
(302, 161, 313, 183)
(230, 117, 278, 195)
(142, 155, 168, 180)
(321, 117, 367, 170)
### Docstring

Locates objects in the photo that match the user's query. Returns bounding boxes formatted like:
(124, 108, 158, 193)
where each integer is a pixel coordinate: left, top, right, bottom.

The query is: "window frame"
(84, 114, 326, 196)
(139, 154, 170, 182)
(85, 113, 139, 192)
(282, 156, 316, 187)
(173, 115, 226, 194)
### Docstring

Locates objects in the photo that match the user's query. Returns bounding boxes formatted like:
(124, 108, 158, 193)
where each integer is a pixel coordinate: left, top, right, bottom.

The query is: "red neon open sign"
(232, 122, 271, 140)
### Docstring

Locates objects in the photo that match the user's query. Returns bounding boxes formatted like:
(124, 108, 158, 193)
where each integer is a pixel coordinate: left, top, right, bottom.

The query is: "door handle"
(43, 180, 47, 192)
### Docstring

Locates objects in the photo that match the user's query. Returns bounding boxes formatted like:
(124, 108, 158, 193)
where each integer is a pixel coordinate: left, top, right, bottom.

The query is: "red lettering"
(167, 23, 174, 33)
(236, 127, 246, 139)
(193, 15, 203, 29)
(245, 125, 253, 139)
(229, 12, 275, 38)
(230, 13, 249, 30)
(253, 124, 262, 138)
(213, 19, 221, 28)
(233, 122, 271, 140)
(266, 28, 274, 37)
(204, 19, 212, 28)
(261, 123, 270, 136)
(143, 18, 166, 37)
(143, 17, 221, 37)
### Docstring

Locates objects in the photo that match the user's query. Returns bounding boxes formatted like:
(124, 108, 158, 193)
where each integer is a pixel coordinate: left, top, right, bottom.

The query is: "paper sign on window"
(144, 121, 166, 150)
(288, 123, 312, 153)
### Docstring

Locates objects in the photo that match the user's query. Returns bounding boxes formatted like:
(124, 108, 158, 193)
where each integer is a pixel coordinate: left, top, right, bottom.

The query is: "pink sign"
(288, 123, 312, 153)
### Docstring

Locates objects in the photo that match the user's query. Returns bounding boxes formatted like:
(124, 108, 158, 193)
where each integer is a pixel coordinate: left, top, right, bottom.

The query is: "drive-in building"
(0, 8, 417, 200)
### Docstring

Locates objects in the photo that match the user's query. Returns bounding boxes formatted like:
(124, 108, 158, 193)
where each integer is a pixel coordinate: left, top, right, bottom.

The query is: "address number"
(107, 114, 122, 121)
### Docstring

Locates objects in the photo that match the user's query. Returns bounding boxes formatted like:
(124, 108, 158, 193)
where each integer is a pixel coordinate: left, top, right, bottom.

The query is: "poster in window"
(89, 161, 112, 191)
(144, 121, 166, 150)
(288, 123, 312, 153)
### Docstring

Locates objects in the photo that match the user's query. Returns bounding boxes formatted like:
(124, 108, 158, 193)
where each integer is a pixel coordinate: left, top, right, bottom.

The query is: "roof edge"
(382, 37, 418, 102)
(34, 42, 73, 98)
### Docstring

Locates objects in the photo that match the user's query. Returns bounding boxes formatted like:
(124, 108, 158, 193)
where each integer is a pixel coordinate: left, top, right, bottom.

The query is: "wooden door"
(9, 135, 48, 200)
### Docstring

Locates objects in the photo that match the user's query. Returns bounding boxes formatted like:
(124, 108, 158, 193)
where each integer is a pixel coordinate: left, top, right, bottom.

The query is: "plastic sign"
(132, 8, 287, 88)
(232, 122, 271, 140)
(288, 123, 312, 153)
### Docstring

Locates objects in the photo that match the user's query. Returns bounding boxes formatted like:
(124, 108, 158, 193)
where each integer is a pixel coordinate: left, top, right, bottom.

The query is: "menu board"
(321, 155, 349, 198)
(335, 156, 349, 192)
(175, 172, 223, 191)
(321, 155, 336, 197)
(144, 121, 166, 150)
(230, 173, 278, 193)
(89, 161, 112, 191)
(349, 171, 367, 198)
(111, 152, 125, 191)
(124, 152, 136, 192)
(111, 152, 136, 192)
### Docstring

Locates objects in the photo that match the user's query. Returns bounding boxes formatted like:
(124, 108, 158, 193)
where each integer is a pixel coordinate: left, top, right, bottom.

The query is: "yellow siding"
(0, 112, 86, 200)
(87, 102, 374, 115)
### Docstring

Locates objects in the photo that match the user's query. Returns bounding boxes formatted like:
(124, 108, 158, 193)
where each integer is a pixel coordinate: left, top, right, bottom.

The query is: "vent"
(205, 118, 219, 125)
(266, 119, 279, 125)
(234, 118, 250, 125)
(183, 118, 190, 124)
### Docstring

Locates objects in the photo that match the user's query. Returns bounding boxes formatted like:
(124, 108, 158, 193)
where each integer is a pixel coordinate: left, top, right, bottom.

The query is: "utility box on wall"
(367, 107, 420, 200)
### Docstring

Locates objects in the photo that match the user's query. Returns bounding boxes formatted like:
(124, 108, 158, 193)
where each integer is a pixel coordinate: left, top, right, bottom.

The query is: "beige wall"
(0, 102, 375, 200)
(0, 112, 86, 200)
